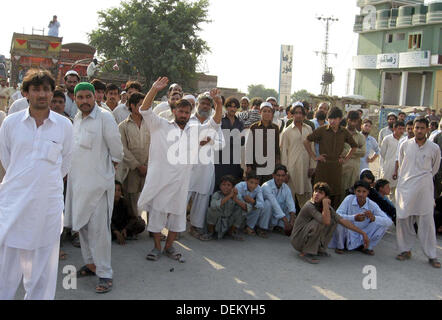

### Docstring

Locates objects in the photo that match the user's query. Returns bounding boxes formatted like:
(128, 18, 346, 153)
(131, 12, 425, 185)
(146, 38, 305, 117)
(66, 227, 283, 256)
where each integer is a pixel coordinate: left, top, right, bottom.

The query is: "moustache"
(80, 103, 92, 109)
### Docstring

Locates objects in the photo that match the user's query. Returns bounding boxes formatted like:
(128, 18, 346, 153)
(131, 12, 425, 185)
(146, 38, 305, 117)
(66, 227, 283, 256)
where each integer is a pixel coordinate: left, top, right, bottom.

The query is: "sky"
(0, 0, 431, 96)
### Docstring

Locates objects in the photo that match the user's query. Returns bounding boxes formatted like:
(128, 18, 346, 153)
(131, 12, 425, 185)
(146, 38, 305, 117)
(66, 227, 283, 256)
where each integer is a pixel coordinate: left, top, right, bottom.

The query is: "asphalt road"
(15, 224, 442, 301)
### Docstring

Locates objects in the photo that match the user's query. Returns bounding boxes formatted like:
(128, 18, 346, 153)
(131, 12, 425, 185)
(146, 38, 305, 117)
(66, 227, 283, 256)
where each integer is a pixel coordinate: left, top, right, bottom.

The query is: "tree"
(291, 89, 313, 103)
(89, 0, 210, 91)
(247, 84, 278, 100)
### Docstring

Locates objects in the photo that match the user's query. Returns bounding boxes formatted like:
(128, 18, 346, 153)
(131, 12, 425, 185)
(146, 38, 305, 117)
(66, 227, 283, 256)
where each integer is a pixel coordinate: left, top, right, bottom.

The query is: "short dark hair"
(291, 105, 306, 116)
(430, 121, 439, 128)
(347, 110, 360, 121)
(328, 107, 343, 120)
(406, 120, 414, 127)
(362, 119, 373, 125)
(360, 170, 375, 183)
(52, 90, 66, 102)
(316, 111, 327, 121)
(398, 112, 406, 117)
(90, 79, 106, 91)
(126, 81, 142, 93)
(414, 116, 429, 128)
(106, 83, 120, 94)
(225, 97, 240, 109)
(394, 121, 405, 129)
(220, 175, 237, 186)
(128, 92, 145, 108)
(175, 99, 192, 110)
(22, 69, 55, 93)
(375, 179, 390, 192)
(273, 165, 288, 175)
(246, 171, 260, 181)
(354, 180, 371, 192)
(313, 182, 331, 198)
(251, 98, 263, 108)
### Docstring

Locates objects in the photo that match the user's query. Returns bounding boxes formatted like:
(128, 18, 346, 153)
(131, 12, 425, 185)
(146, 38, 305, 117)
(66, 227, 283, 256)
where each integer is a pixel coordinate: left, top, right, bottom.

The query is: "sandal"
(244, 227, 256, 236)
(396, 251, 412, 261)
(96, 278, 113, 294)
(317, 251, 331, 258)
(146, 248, 161, 261)
(199, 233, 214, 242)
(256, 229, 269, 239)
(299, 253, 320, 265)
(357, 246, 375, 256)
(77, 266, 96, 278)
(429, 259, 441, 269)
(335, 249, 345, 255)
(164, 246, 186, 263)
(228, 232, 245, 242)
(59, 250, 68, 261)
(190, 228, 203, 240)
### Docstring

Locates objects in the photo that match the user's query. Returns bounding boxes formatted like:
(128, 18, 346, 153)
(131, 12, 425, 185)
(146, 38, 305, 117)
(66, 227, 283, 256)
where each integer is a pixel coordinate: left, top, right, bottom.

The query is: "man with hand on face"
(329, 180, 393, 256)
(138, 77, 223, 264)
(395, 117, 441, 269)
(0, 69, 73, 300)
(187, 93, 225, 239)
(291, 183, 370, 264)
(117, 92, 150, 218)
(63, 70, 80, 118)
(64, 82, 124, 294)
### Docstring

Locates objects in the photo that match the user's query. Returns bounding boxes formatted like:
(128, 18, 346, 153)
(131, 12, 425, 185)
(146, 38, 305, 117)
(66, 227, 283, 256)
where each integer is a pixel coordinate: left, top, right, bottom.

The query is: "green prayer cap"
(74, 82, 95, 96)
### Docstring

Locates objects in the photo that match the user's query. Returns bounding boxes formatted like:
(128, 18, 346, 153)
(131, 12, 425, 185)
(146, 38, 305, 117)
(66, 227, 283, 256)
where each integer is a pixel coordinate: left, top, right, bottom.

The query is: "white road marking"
(234, 278, 248, 285)
(243, 289, 257, 298)
(266, 292, 281, 300)
(312, 286, 347, 300)
(204, 257, 225, 270)
(175, 241, 192, 252)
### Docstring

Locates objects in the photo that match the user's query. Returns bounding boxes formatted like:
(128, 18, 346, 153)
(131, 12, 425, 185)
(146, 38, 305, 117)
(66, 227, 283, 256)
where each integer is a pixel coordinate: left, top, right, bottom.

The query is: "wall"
(383, 72, 401, 105)
(354, 69, 381, 101)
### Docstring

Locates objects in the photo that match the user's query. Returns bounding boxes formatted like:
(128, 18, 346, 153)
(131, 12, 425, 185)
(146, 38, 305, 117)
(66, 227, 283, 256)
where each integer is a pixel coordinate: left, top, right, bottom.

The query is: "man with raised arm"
(138, 77, 223, 263)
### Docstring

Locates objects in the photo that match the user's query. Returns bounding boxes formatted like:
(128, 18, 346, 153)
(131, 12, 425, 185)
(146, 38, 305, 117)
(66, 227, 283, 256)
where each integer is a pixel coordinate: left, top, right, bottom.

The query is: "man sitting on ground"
(201, 176, 246, 241)
(111, 181, 146, 245)
(329, 180, 393, 256)
(291, 183, 370, 264)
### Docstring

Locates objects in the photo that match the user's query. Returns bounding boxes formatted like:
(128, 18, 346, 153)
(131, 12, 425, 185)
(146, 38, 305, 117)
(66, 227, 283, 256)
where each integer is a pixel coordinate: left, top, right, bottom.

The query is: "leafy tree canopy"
(247, 84, 278, 101)
(89, 0, 210, 91)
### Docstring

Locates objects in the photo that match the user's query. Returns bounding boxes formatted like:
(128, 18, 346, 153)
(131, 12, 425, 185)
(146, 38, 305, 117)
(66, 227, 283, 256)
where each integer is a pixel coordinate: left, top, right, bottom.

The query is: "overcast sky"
(0, 0, 432, 96)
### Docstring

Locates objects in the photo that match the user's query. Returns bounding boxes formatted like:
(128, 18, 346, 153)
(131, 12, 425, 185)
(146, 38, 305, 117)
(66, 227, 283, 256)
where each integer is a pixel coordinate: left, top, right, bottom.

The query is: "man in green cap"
(65, 82, 124, 294)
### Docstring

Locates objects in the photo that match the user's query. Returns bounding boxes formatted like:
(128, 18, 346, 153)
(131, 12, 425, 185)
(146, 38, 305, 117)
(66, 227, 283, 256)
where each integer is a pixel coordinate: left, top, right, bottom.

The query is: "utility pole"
(315, 16, 338, 96)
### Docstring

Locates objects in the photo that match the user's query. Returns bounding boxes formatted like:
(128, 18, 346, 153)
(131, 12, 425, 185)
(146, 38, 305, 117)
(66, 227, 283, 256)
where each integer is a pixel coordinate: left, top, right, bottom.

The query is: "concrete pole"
(399, 71, 409, 107)
(380, 71, 386, 104)
(420, 73, 426, 106)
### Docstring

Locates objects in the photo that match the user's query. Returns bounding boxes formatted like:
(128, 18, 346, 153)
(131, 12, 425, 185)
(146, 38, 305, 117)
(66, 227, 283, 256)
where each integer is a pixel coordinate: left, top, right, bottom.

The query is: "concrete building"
(353, 0, 442, 109)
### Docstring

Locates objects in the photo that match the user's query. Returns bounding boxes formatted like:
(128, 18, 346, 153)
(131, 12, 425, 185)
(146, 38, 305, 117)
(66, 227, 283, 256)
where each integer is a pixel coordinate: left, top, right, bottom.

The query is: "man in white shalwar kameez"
(0, 69, 73, 300)
(187, 93, 225, 238)
(395, 118, 441, 268)
(64, 83, 124, 293)
(380, 122, 405, 202)
(138, 77, 222, 263)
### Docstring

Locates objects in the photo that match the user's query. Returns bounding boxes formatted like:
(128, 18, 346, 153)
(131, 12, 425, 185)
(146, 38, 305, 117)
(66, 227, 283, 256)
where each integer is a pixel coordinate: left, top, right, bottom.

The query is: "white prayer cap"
(183, 95, 196, 103)
(266, 97, 278, 103)
(64, 70, 80, 80)
(260, 102, 273, 110)
(121, 91, 127, 95)
(387, 112, 398, 119)
(292, 101, 304, 108)
(241, 97, 250, 102)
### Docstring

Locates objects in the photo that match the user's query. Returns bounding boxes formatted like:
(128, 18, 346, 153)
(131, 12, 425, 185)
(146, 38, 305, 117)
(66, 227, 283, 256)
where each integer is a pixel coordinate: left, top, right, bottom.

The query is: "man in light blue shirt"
(235, 172, 265, 237)
(329, 180, 393, 255)
(360, 119, 380, 172)
(261, 165, 296, 236)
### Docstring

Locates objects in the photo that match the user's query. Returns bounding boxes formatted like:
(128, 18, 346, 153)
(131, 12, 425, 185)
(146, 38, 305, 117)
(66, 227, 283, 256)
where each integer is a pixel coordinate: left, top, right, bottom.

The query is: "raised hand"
(152, 77, 169, 91)
(210, 88, 223, 106)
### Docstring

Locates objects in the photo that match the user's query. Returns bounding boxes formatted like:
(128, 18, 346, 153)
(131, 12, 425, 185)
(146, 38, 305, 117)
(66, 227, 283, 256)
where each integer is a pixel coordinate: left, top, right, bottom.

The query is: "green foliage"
(89, 0, 210, 91)
(247, 84, 278, 100)
(291, 89, 313, 103)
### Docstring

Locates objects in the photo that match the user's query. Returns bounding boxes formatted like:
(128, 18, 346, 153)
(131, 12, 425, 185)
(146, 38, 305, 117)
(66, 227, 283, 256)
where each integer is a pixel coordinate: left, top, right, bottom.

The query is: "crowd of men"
(0, 68, 441, 301)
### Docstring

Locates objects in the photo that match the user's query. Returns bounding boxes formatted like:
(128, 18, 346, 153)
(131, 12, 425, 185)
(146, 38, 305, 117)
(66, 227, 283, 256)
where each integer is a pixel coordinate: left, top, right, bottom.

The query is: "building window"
(408, 33, 422, 50)
(386, 34, 393, 43)
(395, 33, 405, 41)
